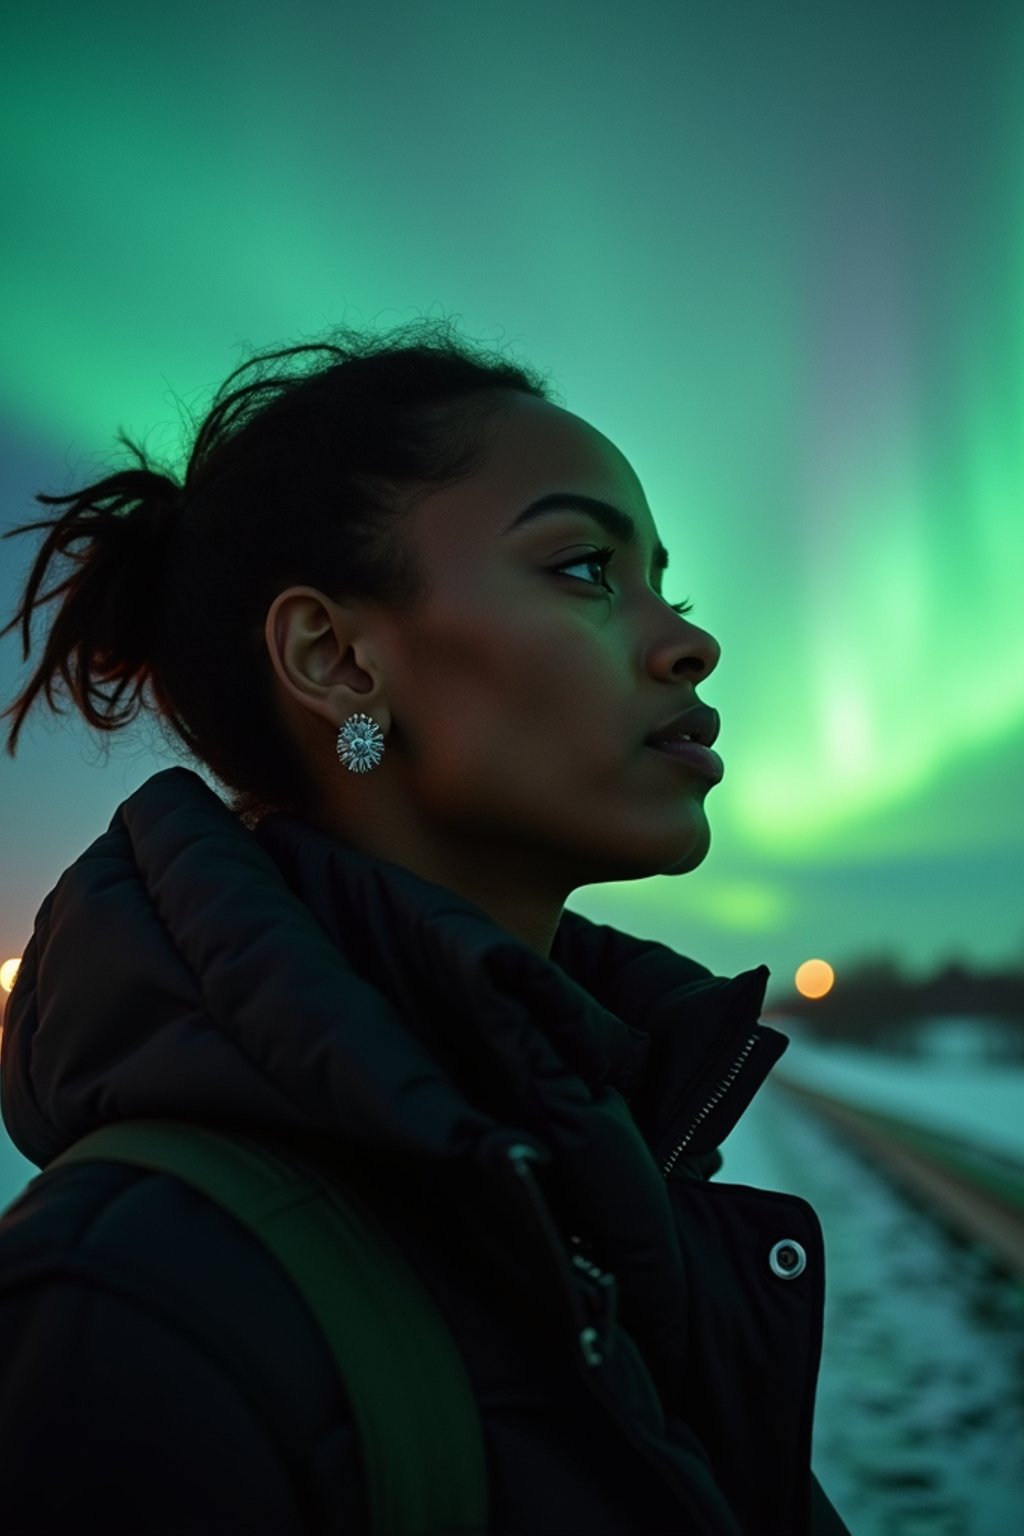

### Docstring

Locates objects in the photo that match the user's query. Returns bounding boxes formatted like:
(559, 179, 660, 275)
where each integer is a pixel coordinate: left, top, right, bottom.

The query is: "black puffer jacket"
(0, 767, 851, 1535)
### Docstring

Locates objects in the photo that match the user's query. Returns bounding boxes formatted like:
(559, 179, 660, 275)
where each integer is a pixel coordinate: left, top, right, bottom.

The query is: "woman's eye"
(551, 547, 695, 615)
(551, 547, 615, 590)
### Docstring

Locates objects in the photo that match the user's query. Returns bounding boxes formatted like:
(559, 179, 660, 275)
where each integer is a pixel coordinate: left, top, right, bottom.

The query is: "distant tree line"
(764, 954, 1024, 1055)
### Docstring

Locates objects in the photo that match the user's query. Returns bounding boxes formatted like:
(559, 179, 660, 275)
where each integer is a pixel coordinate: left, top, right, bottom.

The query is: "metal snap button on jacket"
(769, 1239, 807, 1278)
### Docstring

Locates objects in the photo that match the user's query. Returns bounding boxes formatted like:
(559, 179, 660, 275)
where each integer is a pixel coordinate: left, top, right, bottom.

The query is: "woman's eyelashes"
(550, 547, 694, 616)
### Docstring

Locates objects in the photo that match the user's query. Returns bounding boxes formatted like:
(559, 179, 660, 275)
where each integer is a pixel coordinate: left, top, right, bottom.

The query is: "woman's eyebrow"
(504, 492, 670, 573)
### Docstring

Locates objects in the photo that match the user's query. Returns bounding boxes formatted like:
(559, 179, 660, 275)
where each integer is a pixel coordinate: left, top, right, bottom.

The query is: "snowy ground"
(721, 1074, 1024, 1536)
(760, 1021, 1024, 1162)
(0, 1125, 37, 1213)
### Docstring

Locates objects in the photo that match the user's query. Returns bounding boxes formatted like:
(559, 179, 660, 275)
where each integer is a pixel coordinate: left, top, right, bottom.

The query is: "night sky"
(2, 0, 1022, 1004)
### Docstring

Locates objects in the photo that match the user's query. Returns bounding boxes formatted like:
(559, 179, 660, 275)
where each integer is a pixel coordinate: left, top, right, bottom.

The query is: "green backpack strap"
(46, 1118, 488, 1536)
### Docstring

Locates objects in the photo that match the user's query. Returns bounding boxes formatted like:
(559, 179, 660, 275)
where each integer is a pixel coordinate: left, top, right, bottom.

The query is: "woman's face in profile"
(365, 389, 723, 894)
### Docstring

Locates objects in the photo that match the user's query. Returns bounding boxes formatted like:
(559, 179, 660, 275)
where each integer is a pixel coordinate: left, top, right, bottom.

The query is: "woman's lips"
(646, 740, 725, 784)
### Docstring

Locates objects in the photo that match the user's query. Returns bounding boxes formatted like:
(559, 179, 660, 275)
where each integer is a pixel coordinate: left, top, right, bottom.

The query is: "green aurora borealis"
(1, 0, 1022, 996)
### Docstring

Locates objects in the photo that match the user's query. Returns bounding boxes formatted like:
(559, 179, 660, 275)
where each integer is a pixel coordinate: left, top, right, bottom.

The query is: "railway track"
(770, 1073, 1024, 1280)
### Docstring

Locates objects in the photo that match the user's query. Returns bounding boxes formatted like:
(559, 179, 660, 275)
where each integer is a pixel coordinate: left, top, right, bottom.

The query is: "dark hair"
(1, 315, 558, 826)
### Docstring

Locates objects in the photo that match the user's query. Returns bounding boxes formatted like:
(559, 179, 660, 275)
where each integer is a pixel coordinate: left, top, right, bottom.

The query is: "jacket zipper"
(558, 1028, 802, 1526)
(502, 1144, 616, 1368)
(659, 1031, 761, 1178)
(566, 1031, 763, 1256)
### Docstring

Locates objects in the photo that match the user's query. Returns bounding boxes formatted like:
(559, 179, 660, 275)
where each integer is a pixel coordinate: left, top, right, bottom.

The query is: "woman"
(0, 318, 852, 1533)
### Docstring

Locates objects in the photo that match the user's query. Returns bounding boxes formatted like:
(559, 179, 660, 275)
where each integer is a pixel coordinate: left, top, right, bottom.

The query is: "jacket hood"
(1, 765, 788, 1411)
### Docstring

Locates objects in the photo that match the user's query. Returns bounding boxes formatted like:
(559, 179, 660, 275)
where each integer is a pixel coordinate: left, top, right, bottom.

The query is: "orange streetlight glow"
(794, 958, 835, 999)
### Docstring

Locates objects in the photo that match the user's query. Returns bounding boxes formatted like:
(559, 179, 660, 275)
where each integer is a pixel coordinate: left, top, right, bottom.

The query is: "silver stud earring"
(336, 711, 386, 773)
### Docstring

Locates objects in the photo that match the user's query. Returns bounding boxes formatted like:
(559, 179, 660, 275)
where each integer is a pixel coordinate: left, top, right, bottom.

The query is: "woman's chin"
(575, 819, 711, 885)
(657, 819, 712, 877)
